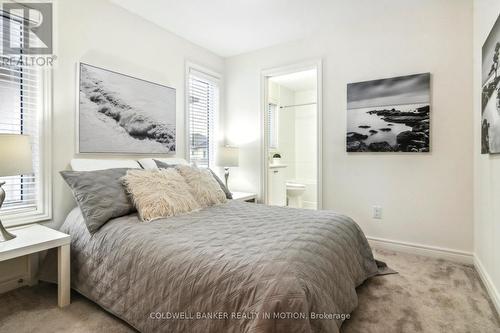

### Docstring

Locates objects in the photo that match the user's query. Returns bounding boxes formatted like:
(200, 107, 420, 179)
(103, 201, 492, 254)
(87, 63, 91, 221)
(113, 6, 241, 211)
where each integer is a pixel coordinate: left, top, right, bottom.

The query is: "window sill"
(0, 210, 52, 228)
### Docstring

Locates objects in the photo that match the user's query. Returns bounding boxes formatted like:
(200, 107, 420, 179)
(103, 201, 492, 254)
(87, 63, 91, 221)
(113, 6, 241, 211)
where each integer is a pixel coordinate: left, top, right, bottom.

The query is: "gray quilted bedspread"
(45, 201, 379, 333)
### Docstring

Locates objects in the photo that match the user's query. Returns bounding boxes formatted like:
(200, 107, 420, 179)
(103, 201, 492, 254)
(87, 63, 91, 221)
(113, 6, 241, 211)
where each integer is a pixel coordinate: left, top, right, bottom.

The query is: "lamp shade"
(0, 134, 33, 177)
(216, 146, 239, 167)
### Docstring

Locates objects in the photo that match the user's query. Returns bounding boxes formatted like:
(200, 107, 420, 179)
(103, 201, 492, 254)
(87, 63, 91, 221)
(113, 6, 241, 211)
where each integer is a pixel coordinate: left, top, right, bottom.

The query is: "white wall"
(293, 90, 317, 208)
(50, 0, 224, 228)
(269, 85, 317, 208)
(1, 0, 224, 292)
(473, 0, 500, 312)
(293, 90, 317, 183)
(269, 81, 295, 180)
(225, 0, 474, 253)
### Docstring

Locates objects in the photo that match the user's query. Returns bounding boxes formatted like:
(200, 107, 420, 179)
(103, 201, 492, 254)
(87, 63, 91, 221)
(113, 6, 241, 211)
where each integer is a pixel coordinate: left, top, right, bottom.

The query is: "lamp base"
(0, 221, 16, 242)
(224, 167, 230, 191)
(0, 182, 16, 242)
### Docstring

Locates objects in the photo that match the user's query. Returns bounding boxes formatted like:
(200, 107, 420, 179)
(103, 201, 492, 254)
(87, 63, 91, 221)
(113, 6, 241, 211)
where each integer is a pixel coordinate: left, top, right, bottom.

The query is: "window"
(187, 65, 220, 168)
(268, 103, 278, 149)
(0, 11, 51, 226)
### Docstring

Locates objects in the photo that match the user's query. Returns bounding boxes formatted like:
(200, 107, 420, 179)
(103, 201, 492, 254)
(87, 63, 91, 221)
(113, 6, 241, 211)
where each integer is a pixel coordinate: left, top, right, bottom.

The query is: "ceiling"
(111, 0, 332, 57)
(270, 69, 317, 92)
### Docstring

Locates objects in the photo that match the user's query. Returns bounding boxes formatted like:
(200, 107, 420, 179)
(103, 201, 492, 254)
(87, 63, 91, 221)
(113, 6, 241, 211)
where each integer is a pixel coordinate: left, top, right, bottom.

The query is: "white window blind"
(0, 11, 41, 214)
(268, 103, 278, 149)
(187, 68, 219, 168)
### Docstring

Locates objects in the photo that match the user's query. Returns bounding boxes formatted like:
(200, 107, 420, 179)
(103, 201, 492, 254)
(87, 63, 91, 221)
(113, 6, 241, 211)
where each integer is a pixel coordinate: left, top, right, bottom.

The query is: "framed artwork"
(481, 13, 500, 154)
(347, 73, 430, 152)
(77, 63, 176, 154)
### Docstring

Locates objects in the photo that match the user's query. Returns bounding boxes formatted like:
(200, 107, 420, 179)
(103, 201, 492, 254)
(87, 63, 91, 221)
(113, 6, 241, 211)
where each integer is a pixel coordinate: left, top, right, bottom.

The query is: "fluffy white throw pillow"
(122, 169, 200, 222)
(176, 165, 227, 208)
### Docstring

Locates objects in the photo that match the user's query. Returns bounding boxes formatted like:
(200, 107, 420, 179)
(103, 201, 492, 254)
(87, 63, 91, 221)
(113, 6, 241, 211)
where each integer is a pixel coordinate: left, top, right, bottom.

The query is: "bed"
(42, 199, 383, 333)
(40, 158, 387, 332)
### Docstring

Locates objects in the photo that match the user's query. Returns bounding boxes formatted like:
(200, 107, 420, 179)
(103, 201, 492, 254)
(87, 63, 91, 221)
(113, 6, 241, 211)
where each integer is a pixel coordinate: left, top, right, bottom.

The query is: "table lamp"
(216, 146, 239, 190)
(0, 134, 33, 242)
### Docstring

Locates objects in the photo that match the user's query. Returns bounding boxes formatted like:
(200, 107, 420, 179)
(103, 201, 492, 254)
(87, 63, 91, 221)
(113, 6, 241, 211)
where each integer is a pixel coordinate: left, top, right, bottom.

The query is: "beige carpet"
(0, 249, 499, 333)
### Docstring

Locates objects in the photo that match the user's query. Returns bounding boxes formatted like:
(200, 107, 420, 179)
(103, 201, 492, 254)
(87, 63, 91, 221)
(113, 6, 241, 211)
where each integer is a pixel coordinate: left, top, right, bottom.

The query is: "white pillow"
(176, 165, 227, 208)
(137, 158, 189, 170)
(122, 169, 200, 222)
(70, 159, 141, 171)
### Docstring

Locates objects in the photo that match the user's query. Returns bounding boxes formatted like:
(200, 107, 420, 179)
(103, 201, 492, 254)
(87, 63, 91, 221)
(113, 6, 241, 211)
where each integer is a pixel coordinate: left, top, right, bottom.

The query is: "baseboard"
(474, 255, 500, 316)
(367, 236, 473, 265)
(0, 275, 28, 294)
(0, 254, 37, 294)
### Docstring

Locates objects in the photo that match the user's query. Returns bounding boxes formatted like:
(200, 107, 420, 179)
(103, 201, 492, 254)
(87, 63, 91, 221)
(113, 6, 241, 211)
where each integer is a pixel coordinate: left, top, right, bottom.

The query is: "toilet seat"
(286, 182, 306, 190)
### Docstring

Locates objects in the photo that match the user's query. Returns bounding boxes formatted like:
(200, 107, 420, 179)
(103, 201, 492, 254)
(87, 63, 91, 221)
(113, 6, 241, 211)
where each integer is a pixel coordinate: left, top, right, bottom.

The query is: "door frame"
(260, 59, 323, 209)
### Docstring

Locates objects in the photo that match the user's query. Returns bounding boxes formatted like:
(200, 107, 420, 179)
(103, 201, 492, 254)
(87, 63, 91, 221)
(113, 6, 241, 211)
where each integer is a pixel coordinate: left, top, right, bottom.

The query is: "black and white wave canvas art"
(347, 73, 431, 152)
(78, 63, 176, 154)
(481, 13, 500, 154)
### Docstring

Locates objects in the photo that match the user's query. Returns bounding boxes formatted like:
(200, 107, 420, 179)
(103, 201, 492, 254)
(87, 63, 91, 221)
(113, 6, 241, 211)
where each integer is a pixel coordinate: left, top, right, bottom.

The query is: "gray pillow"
(154, 160, 232, 199)
(60, 168, 135, 234)
(154, 159, 175, 169)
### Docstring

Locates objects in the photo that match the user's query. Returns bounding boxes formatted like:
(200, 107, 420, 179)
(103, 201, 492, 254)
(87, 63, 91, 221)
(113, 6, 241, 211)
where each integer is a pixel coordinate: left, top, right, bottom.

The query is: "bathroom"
(266, 69, 318, 209)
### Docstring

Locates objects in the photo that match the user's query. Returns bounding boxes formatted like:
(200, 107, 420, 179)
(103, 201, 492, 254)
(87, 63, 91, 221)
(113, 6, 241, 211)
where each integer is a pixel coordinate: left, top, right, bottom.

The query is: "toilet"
(286, 182, 306, 208)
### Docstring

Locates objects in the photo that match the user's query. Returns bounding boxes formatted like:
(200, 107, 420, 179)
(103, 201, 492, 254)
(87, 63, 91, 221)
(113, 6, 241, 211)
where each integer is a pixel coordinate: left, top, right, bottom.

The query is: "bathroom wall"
(269, 84, 318, 209)
(269, 81, 295, 180)
(293, 89, 317, 208)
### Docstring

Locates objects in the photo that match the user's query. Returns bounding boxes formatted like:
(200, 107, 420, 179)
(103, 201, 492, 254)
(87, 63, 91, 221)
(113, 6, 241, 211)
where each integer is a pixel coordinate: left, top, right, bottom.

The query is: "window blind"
(188, 69, 219, 168)
(268, 103, 278, 149)
(0, 11, 40, 213)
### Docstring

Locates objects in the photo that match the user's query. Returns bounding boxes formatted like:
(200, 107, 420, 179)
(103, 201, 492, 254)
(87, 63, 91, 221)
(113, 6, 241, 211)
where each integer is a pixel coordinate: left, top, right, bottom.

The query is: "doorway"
(261, 61, 322, 209)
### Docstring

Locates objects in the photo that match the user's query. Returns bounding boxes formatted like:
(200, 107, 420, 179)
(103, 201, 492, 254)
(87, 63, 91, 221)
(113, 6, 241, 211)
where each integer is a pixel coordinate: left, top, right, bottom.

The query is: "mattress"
(41, 201, 381, 333)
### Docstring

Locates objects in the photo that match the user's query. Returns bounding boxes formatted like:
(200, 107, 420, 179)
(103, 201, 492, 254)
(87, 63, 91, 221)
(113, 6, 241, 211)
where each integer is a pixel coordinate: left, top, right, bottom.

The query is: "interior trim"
(474, 255, 500, 316)
(367, 236, 473, 264)
(260, 59, 323, 208)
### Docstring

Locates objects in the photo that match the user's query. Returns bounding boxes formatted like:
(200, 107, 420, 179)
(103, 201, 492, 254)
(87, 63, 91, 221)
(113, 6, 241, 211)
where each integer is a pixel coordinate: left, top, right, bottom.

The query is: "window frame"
(268, 102, 279, 150)
(185, 62, 222, 168)
(0, 66, 53, 227)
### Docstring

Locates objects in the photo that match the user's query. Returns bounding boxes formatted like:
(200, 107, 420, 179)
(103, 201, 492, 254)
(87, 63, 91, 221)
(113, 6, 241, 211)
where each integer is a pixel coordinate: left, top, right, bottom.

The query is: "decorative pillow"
(137, 158, 188, 169)
(175, 165, 227, 208)
(154, 159, 175, 169)
(122, 169, 200, 222)
(154, 159, 232, 200)
(60, 168, 135, 234)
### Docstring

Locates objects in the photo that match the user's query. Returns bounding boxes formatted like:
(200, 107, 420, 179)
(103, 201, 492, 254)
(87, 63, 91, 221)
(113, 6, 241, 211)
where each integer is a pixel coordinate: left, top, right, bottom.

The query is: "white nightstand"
(0, 224, 71, 307)
(231, 191, 257, 203)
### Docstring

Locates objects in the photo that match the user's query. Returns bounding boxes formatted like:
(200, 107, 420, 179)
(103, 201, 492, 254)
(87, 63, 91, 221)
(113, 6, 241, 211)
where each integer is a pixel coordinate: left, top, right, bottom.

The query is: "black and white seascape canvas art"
(347, 73, 431, 152)
(78, 63, 176, 154)
(481, 13, 500, 154)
